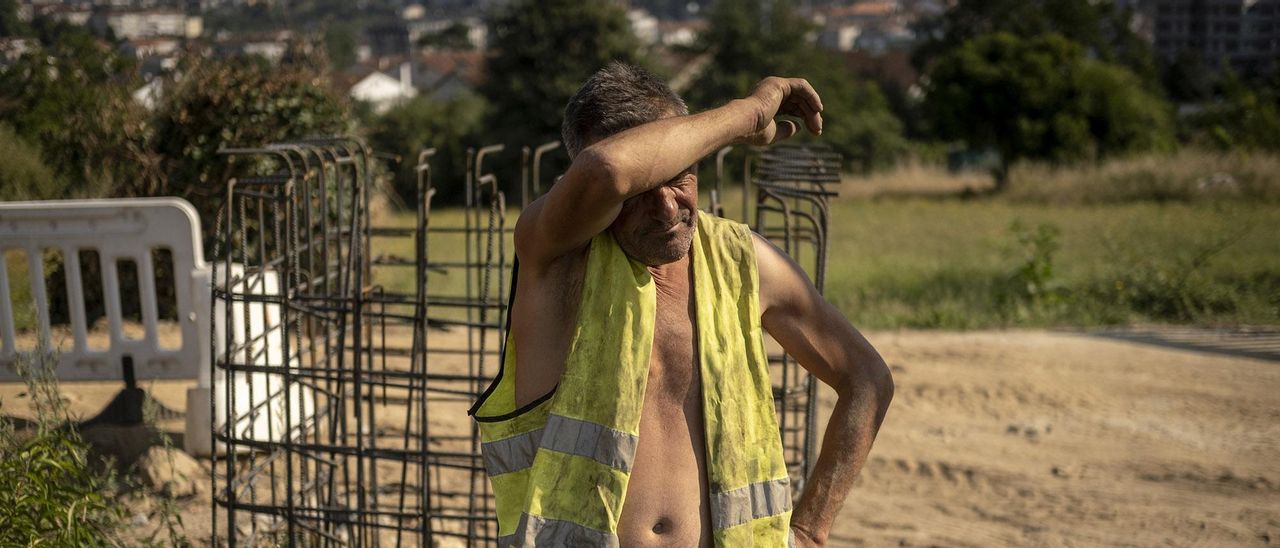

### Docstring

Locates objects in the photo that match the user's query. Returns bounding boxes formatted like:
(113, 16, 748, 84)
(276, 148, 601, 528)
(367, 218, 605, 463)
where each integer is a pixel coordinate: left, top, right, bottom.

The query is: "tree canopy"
(481, 0, 643, 149)
(924, 32, 1172, 187)
(913, 0, 1157, 84)
(0, 18, 154, 197)
(689, 0, 908, 171)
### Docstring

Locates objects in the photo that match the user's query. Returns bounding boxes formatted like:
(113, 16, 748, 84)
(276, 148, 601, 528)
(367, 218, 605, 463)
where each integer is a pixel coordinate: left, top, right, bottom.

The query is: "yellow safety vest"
(470, 211, 793, 547)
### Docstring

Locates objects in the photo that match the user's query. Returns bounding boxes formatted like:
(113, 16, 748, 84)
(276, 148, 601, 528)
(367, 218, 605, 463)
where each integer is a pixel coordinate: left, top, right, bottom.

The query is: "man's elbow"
(569, 145, 630, 201)
(868, 355, 894, 411)
(842, 353, 894, 415)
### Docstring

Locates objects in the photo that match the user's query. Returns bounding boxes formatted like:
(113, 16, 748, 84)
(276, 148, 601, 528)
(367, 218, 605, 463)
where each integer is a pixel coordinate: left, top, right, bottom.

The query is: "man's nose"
(649, 187, 679, 220)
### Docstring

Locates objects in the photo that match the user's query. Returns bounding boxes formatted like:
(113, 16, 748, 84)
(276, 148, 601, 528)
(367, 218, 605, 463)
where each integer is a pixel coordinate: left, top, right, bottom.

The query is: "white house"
(346, 62, 417, 114)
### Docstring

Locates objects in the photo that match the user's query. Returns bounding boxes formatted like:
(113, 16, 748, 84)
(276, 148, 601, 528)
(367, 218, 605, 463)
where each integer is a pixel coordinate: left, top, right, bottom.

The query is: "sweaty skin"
(511, 77, 894, 547)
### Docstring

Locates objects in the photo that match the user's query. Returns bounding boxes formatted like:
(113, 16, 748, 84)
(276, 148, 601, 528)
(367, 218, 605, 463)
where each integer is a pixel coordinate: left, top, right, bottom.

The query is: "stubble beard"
(615, 211, 696, 267)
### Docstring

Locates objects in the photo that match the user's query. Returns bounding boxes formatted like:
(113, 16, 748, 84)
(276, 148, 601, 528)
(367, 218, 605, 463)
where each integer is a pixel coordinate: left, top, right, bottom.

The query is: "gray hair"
(561, 61, 689, 159)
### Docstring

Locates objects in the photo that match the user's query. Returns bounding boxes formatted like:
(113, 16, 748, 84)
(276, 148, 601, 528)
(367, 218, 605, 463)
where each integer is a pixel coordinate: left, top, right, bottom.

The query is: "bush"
(150, 54, 353, 247)
(365, 94, 489, 205)
(0, 124, 64, 201)
(0, 351, 124, 546)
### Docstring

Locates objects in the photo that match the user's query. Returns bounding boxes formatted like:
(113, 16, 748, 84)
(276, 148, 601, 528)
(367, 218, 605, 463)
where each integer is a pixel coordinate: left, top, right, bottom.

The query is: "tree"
(1182, 73, 1280, 151)
(323, 22, 358, 69)
(482, 0, 643, 150)
(913, 0, 1157, 85)
(685, 0, 813, 109)
(924, 32, 1172, 189)
(0, 0, 28, 37)
(690, 0, 908, 171)
(366, 94, 489, 204)
(149, 54, 352, 241)
(0, 19, 156, 198)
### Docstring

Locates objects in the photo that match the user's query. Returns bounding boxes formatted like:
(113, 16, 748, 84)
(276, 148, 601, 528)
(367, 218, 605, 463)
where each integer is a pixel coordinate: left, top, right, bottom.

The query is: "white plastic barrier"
(184, 265, 315, 457)
(0, 199, 313, 456)
(0, 199, 211, 382)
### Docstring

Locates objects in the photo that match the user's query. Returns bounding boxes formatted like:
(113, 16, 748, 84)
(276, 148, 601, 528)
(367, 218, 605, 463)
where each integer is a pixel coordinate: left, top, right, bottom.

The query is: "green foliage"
(828, 188, 1280, 328)
(1078, 61, 1175, 158)
(366, 94, 489, 204)
(690, 0, 908, 171)
(323, 23, 358, 69)
(0, 124, 64, 201)
(0, 22, 157, 198)
(481, 0, 643, 148)
(913, 0, 1157, 84)
(685, 0, 813, 107)
(923, 32, 1172, 187)
(0, 351, 124, 546)
(1003, 220, 1064, 308)
(1182, 74, 1280, 152)
(150, 55, 352, 241)
(0, 0, 28, 37)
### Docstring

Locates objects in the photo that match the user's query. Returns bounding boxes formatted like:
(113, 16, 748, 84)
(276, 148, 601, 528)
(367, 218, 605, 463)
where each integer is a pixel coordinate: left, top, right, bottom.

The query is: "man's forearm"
(585, 98, 759, 199)
(791, 369, 893, 544)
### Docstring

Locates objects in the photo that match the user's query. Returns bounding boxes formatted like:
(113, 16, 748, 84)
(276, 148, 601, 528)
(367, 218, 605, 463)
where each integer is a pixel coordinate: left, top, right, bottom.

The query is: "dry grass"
(1004, 149, 1280, 204)
(839, 159, 995, 199)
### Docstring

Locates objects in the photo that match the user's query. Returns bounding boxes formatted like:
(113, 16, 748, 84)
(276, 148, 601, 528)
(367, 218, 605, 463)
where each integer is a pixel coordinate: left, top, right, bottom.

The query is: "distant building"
(814, 0, 917, 53)
(412, 49, 484, 100)
(0, 37, 33, 66)
(818, 23, 863, 51)
(1141, 0, 1280, 76)
(336, 59, 418, 114)
(629, 8, 660, 45)
(30, 5, 93, 26)
(334, 50, 484, 111)
(657, 19, 706, 47)
(90, 9, 202, 40)
(121, 36, 180, 59)
(212, 30, 292, 63)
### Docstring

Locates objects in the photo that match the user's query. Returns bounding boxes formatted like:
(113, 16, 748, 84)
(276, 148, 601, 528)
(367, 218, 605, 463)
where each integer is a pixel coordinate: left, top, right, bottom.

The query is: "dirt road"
(3, 329, 1276, 546)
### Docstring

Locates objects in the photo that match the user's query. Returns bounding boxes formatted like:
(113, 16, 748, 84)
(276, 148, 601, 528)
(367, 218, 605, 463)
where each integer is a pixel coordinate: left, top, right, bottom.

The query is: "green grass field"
(823, 197, 1279, 328)
(371, 147, 1280, 330)
(371, 192, 1278, 330)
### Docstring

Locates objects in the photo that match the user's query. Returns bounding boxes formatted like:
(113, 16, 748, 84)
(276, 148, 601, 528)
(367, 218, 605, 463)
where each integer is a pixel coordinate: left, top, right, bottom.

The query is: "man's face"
(609, 168, 698, 267)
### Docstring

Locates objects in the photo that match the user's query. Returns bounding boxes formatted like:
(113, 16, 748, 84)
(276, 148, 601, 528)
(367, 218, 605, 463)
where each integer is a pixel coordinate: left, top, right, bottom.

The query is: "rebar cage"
(210, 138, 838, 546)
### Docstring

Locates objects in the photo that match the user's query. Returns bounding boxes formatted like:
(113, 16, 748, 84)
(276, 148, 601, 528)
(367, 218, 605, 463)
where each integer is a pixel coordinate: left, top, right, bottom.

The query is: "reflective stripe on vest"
(471, 212, 792, 546)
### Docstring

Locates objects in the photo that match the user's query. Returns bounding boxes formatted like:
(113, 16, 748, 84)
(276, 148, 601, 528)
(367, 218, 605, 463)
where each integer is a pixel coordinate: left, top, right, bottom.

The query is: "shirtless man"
(504, 63, 893, 546)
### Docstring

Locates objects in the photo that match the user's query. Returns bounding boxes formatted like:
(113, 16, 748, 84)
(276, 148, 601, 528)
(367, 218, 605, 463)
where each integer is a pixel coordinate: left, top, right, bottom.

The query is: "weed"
(0, 348, 125, 546)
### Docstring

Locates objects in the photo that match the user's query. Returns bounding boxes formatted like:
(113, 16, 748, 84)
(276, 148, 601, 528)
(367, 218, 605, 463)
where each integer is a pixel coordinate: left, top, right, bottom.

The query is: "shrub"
(0, 124, 65, 201)
(0, 351, 124, 546)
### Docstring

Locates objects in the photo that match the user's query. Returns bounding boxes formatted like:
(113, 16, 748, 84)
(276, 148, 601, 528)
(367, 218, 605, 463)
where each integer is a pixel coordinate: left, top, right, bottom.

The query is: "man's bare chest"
(646, 291, 700, 404)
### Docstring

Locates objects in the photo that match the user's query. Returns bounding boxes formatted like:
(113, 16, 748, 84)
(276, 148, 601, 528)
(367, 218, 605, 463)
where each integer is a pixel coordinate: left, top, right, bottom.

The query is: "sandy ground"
(830, 330, 1280, 547)
(3, 329, 1278, 546)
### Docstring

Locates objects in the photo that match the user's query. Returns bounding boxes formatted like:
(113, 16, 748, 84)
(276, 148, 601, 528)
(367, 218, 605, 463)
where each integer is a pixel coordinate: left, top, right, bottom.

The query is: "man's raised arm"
(753, 234, 894, 547)
(514, 77, 824, 268)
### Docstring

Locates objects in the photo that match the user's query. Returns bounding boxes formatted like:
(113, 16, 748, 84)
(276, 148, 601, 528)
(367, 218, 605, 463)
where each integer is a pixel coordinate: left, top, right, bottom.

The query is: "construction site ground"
(3, 327, 1278, 546)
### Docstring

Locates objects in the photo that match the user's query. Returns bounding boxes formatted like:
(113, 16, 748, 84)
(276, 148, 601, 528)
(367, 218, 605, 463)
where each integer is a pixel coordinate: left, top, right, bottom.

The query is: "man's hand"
(739, 77, 824, 146)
